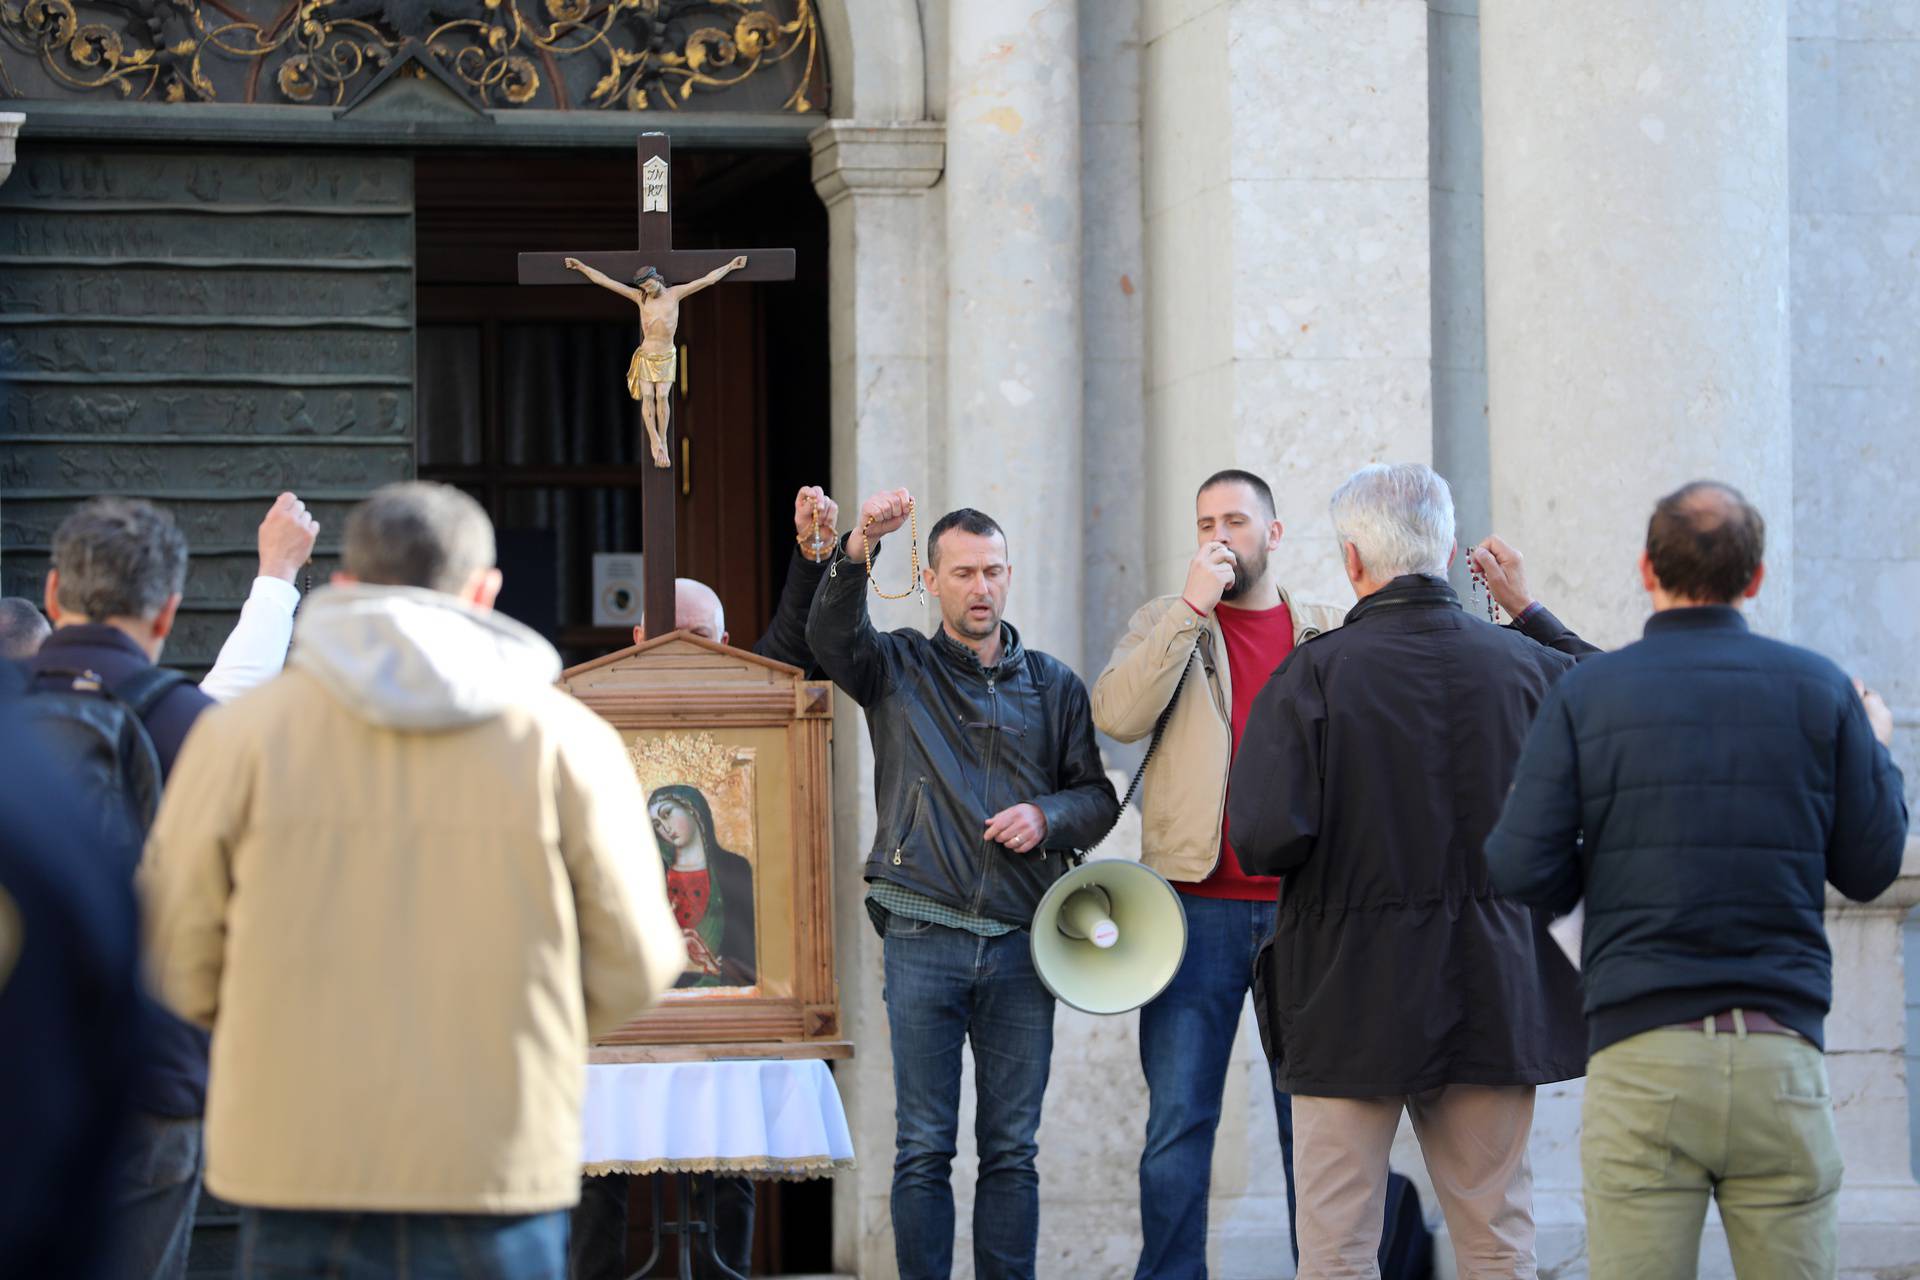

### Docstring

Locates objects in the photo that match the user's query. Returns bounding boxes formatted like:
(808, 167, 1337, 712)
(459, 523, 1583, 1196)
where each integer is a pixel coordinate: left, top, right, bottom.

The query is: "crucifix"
(518, 132, 797, 639)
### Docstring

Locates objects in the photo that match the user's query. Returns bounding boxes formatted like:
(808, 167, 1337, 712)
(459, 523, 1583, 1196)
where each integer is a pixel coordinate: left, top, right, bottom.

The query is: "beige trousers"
(1293, 1085, 1537, 1280)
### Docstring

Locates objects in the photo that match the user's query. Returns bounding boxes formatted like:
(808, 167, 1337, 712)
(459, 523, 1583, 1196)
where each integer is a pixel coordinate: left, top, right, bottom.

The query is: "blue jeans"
(237, 1208, 567, 1279)
(883, 913, 1056, 1280)
(115, 1110, 203, 1280)
(1136, 896, 1296, 1280)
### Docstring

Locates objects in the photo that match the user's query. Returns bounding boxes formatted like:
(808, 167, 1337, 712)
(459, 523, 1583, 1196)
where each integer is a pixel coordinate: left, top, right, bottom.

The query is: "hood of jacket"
(290, 583, 562, 731)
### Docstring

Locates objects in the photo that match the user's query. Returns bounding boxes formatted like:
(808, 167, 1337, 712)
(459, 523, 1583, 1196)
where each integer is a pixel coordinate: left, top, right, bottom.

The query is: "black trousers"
(569, 1173, 754, 1279)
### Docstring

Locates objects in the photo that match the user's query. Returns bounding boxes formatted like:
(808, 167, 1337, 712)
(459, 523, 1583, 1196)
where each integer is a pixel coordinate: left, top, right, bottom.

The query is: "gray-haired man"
(1226, 463, 1588, 1277)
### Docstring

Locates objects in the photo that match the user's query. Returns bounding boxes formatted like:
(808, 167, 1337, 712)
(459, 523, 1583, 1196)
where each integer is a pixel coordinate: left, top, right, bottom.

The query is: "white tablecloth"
(581, 1060, 857, 1180)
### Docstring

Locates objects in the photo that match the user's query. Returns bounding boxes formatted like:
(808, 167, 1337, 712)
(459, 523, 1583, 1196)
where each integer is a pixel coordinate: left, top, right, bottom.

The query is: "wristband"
(1181, 595, 1210, 620)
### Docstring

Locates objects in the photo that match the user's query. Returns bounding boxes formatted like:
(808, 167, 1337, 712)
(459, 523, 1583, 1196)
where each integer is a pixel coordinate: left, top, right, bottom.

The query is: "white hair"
(1328, 463, 1456, 579)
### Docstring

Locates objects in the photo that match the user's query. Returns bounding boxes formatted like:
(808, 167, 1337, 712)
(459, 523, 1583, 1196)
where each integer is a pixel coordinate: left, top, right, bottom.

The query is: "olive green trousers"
(1583, 1020, 1842, 1280)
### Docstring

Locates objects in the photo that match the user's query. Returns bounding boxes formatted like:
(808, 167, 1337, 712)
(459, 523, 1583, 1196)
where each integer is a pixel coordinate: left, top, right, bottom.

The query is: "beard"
(948, 602, 1001, 640)
(1219, 542, 1268, 602)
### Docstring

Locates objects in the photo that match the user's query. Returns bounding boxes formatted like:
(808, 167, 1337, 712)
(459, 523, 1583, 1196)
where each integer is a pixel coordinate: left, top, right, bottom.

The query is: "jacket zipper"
(892, 776, 928, 866)
(970, 674, 1001, 914)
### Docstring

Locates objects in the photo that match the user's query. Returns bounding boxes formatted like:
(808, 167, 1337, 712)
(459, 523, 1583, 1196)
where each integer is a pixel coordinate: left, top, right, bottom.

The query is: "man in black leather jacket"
(807, 491, 1117, 1280)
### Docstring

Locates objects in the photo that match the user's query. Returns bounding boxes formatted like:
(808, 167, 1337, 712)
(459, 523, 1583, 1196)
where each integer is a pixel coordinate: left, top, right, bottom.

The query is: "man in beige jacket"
(140, 482, 683, 1279)
(1092, 469, 1343, 1278)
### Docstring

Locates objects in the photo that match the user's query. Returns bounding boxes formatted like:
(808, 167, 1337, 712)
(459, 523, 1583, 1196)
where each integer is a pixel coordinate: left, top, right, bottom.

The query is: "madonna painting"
(649, 782, 757, 989)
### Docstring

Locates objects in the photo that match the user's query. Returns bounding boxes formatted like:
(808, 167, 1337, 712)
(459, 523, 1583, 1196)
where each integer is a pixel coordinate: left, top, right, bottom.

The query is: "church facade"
(2, 0, 1915, 1275)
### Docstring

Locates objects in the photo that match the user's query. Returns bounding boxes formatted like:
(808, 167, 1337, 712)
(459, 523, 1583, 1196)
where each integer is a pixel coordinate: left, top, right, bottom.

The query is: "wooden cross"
(519, 132, 797, 640)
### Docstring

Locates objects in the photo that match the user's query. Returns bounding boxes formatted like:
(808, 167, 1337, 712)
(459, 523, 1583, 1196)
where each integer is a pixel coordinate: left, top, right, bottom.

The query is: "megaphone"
(1030, 860, 1188, 1015)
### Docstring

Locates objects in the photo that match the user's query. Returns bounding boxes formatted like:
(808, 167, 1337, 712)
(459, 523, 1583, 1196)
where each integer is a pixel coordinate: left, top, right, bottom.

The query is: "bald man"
(630, 485, 839, 676)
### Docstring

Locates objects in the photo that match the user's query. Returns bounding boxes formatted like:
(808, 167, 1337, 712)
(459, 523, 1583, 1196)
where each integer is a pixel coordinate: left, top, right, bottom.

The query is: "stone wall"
(1785, 0, 1920, 1203)
(1143, 0, 1434, 613)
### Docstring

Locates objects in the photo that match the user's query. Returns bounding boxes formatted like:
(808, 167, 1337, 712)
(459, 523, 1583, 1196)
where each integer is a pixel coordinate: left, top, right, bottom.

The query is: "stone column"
(1142, 0, 1432, 613)
(945, 0, 1083, 665)
(809, 119, 945, 1280)
(1481, 3, 1793, 646)
(1081, 0, 1148, 679)
(0, 113, 21, 189)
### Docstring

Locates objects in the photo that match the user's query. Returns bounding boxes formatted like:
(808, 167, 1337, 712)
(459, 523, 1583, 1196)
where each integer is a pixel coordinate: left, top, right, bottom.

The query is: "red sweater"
(1177, 600, 1293, 902)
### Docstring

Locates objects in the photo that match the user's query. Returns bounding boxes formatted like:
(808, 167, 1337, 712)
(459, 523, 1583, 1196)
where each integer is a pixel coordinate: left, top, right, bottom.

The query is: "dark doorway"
(413, 148, 830, 667)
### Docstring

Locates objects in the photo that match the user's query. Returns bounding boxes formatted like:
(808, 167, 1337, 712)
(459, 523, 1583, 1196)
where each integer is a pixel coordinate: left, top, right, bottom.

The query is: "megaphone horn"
(1030, 860, 1188, 1015)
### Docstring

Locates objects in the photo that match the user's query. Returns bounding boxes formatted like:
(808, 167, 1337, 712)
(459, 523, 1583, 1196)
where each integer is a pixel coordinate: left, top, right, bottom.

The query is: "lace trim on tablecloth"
(583, 1155, 856, 1181)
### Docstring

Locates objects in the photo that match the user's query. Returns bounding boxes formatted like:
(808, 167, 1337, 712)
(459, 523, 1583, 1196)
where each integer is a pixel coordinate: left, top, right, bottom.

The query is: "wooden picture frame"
(560, 631, 841, 1051)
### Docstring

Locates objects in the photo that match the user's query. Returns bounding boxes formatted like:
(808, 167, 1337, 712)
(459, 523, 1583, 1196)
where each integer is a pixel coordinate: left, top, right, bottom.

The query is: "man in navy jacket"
(1485, 480, 1907, 1280)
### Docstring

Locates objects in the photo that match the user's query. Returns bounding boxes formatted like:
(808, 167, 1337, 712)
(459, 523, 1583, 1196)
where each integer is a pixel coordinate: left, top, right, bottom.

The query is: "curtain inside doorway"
(416, 321, 647, 646)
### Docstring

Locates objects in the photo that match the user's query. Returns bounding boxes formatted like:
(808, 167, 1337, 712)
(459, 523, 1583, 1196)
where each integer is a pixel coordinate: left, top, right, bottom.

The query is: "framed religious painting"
(559, 631, 843, 1057)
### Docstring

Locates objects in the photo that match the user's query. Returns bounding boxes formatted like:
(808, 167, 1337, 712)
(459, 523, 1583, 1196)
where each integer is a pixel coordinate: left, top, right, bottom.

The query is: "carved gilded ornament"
(627, 731, 744, 805)
(0, 0, 823, 111)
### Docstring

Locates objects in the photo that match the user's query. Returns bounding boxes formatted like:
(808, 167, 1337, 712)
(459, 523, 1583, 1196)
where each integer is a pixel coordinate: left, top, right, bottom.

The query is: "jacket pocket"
(888, 776, 930, 868)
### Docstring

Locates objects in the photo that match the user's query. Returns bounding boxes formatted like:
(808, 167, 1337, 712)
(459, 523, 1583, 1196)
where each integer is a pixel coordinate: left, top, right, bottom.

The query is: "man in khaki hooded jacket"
(140, 482, 684, 1278)
(1092, 470, 1342, 1278)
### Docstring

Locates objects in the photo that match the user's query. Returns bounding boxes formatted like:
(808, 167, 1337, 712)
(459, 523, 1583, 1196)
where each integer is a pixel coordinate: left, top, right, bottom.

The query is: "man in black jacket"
(807, 490, 1118, 1280)
(1227, 463, 1588, 1278)
(1485, 481, 1907, 1280)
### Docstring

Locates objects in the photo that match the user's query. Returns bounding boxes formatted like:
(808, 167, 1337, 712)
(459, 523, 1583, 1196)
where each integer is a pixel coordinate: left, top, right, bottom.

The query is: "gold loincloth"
(627, 347, 677, 398)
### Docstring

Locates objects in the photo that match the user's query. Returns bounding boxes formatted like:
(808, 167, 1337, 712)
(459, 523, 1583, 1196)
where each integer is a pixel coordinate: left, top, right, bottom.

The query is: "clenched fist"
(257, 492, 320, 584)
(845, 488, 912, 561)
(795, 486, 839, 561)
(1182, 541, 1237, 616)
(1468, 535, 1536, 618)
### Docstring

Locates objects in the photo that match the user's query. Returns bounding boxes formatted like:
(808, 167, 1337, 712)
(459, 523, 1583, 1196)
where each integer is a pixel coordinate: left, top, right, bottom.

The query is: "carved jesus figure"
(563, 255, 749, 466)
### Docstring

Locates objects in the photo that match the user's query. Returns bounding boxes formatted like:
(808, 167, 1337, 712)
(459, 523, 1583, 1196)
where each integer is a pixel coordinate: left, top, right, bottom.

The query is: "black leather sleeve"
(805, 537, 894, 708)
(1031, 667, 1120, 851)
(752, 547, 828, 674)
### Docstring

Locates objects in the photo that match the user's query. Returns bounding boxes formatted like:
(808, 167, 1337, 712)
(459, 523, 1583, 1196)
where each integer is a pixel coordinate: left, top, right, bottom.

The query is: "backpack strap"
(113, 665, 191, 719)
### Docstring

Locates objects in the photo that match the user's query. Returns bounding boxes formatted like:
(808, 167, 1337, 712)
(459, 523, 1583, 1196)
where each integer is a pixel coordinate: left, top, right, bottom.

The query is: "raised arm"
(1471, 536, 1602, 659)
(670, 255, 748, 302)
(1091, 543, 1234, 741)
(200, 492, 317, 702)
(564, 257, 643, 303)
(806, 488, 911, 707)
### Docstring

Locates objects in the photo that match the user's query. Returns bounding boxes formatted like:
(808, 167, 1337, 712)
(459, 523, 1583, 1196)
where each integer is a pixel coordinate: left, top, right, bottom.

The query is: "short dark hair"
(344, 482, 496, 594)
(0, 597, 50, 660)
(1644, 480, 1766, 604)
(50, 498, 189, 622)
(1197, 468, 1276, 521)
(927, 508, 1006, 569)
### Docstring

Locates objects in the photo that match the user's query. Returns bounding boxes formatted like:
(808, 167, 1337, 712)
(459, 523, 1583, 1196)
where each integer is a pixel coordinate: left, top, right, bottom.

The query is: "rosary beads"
(864, 498, 925, 603)
(799, 497, 837, 562)
(1468, 548, 1502, 623)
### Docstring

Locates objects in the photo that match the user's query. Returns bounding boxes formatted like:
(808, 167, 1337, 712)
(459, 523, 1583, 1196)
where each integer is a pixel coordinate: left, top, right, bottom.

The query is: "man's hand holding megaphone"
(985, 803, 1047, 854)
